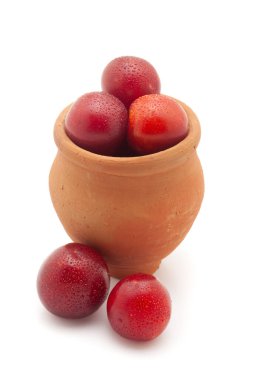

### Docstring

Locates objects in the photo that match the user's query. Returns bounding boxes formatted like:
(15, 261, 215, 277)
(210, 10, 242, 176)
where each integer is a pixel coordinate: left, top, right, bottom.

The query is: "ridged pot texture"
(49, 100, 204, 278)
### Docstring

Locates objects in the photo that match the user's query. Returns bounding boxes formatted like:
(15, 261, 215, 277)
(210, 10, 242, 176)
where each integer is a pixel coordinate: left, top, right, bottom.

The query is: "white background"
(0, 0, 252, 379)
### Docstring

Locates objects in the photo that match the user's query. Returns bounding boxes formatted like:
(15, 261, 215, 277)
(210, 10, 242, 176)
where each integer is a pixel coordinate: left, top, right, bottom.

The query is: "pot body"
(49, 102, 204, 278)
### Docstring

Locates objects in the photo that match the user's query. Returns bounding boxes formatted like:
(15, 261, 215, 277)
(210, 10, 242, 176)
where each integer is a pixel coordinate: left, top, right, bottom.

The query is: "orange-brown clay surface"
(49, 100, 204, 278)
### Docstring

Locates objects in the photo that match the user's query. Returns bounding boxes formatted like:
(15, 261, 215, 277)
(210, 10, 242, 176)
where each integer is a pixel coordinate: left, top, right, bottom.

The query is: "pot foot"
(108, 260, 161, 279)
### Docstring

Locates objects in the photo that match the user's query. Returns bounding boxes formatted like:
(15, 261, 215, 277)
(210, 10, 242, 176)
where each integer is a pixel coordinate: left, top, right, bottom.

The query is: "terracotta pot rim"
(53, 99, 201, 176)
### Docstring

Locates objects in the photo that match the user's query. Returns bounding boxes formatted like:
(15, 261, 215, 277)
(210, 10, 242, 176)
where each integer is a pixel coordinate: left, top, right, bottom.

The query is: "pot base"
(108, 260, 161, 279)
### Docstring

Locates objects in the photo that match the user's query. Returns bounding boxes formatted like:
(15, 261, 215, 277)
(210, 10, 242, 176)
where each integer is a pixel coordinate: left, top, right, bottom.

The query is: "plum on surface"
(37, 243, 110, 318)
(107, 273, 171, 341)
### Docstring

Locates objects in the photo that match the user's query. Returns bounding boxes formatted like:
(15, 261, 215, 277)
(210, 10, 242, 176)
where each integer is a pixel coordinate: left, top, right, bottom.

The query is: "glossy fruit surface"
(101, 56, 161, 108)
(128, 94, 189, 155)
(65, 92, 128, 156)
(37, 243, 110, 318)
(107, 273, 171, 341)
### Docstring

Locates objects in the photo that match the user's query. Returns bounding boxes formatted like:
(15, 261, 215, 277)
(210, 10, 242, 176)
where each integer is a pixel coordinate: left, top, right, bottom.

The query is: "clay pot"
(49, 100, 204, 278)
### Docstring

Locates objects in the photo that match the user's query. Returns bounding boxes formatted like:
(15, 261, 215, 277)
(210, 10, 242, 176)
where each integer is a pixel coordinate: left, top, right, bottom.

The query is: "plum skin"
(64, 91, 128, 156)
(37, 243, 110, 319)
(101, 56, 161, 108)
(128, 94, 189, 155)
(107, 273, 171, 341)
